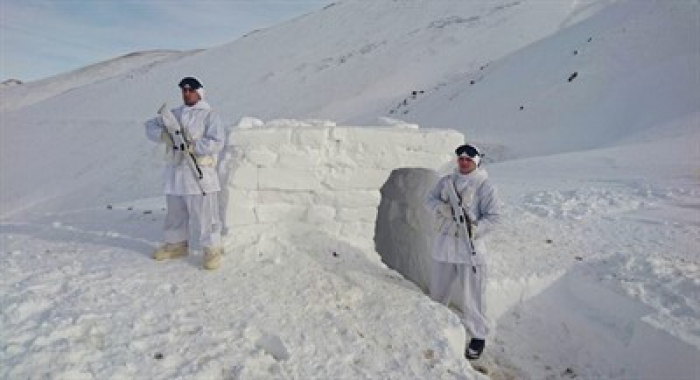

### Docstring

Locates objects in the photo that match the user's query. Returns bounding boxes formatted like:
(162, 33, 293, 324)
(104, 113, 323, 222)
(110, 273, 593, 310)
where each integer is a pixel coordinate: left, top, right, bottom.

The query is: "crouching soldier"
(425, 143, 502, 360)
(145, 77, 225, 270)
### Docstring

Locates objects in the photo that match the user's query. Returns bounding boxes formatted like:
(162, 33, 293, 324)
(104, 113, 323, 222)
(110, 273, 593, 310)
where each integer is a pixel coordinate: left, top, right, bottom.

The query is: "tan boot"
(153, 242, 188, 261)
(203, 246, 223, 270)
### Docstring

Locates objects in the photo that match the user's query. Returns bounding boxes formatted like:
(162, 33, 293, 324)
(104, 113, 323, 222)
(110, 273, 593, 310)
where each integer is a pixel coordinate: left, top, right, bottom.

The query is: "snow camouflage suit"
(425, 167, 502, 340)
(145, 100, 225, 249)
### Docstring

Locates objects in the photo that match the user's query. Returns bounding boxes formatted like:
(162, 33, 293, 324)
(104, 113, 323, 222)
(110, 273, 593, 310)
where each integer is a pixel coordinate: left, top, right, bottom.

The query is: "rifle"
(158, 103, 206, 196)
(445, 175, 476, 257)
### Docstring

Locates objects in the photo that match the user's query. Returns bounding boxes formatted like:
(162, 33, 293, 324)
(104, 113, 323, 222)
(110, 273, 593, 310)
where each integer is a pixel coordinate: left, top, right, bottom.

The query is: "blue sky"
(1, 1, 330, 82)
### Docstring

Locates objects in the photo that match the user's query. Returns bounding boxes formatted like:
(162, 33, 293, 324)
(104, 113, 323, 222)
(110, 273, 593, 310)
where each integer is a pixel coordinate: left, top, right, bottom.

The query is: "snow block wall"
(220, 122, 463, 261)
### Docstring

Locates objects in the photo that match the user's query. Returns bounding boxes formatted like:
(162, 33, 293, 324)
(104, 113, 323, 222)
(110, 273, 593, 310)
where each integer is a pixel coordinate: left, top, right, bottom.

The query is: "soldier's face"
(182, 88, 200, 106)
(458, 156, 476, 174)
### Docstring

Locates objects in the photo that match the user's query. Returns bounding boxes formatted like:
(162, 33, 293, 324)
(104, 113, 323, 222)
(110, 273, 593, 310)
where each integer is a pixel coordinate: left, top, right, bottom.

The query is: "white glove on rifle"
(437, 203, 453, 218)
(160, 130, 174, 145)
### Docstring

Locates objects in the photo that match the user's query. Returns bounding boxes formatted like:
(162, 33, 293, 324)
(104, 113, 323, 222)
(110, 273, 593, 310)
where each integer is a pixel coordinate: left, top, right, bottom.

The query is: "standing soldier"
(425, 143, 502, 360)
(145, 77, 225, 270)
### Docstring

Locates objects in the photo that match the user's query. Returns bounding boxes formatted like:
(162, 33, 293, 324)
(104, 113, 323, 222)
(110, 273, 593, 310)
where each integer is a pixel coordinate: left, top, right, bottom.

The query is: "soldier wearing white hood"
(145, 77, 225, 270)
(425, 143, 502, 360)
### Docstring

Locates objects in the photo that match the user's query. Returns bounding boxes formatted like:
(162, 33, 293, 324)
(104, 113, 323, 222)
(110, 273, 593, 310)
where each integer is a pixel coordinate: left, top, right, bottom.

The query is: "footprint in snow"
(255, 333, 290, 361)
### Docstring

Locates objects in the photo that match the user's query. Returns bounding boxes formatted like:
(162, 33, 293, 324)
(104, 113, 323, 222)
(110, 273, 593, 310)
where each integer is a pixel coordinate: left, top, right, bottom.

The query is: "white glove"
(437, 203, 453, 218)
(160, 131, 174, 146)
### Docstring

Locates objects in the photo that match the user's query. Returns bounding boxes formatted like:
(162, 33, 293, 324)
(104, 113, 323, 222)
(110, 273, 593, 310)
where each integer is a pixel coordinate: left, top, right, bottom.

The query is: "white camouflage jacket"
(145, 100, 225, 195)
(424, 168, 502, 265)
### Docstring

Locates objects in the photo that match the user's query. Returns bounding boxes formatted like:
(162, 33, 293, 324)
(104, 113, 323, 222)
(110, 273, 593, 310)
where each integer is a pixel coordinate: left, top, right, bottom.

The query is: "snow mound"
(0, 209, 479, 379)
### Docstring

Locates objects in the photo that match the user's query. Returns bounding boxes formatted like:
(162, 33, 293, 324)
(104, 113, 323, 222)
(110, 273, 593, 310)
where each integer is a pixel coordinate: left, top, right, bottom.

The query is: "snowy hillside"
(0, 50, 192, 113)
(406, 0, 700, 158)
(2, 0, 699, 379)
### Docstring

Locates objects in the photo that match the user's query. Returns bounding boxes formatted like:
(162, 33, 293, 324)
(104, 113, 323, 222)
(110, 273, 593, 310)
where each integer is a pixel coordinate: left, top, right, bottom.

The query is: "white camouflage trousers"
(164, 194, 222, 249)
(430, 260, 490, 340)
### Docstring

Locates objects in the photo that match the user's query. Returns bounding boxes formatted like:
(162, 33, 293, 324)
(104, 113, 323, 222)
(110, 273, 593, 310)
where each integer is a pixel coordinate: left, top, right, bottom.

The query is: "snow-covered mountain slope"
(1, 0, 699, 378)
(0, 50, 193, 113)
(405, 0, 700, 158)
(2, 0, 602, 123)
(2, 0, 697, 216)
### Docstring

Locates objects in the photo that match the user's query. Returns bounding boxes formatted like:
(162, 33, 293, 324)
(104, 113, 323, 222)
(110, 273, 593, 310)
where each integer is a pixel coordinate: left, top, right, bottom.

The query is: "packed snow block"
(258, 168, 322, 191)
(393, 151, 455, 169)
(257, 190, 315, 205)
(227, 166, 258, 190)
(224, 189, 257, 204)
(322, 168, 389, 190)
(245, 148, 278, 167)
(314, 190, 381, 208)
(352, 148, 451, 170)
(345, 147, 400, 169)
(291, 127, 328, 146)
(231, 128, 292, 148)
(321, 151, 359, 169)
(305, 205, 337, 224)
(256, 204, 308, 223)
(265, 119, 335, 128)
(344, 128, 427, 151)
(336, 207, 378, 222)
(313, 220, 343, 236)
(274, 145, 322, 168)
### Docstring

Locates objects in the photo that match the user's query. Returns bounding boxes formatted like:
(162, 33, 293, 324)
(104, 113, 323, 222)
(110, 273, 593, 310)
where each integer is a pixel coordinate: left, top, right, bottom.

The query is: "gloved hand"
(437, 203, 453, 218)
(464, 209, 478, 237)
(466, 209, 478, 223)
(470, 220, 480, 239)
(160, 131, 174, 146)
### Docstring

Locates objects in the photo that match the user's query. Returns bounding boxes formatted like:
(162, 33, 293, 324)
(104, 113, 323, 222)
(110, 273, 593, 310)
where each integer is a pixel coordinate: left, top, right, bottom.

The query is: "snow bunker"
(219, 122, 462, 264)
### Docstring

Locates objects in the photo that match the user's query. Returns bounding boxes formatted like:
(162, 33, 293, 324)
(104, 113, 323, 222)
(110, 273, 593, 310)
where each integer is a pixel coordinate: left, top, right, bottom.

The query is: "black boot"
(465, 338, 485, 360)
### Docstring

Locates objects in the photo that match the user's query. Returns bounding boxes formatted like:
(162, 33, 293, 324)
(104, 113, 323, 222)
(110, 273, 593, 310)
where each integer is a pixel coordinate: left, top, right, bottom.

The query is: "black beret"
(178, 77, 203, 90)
